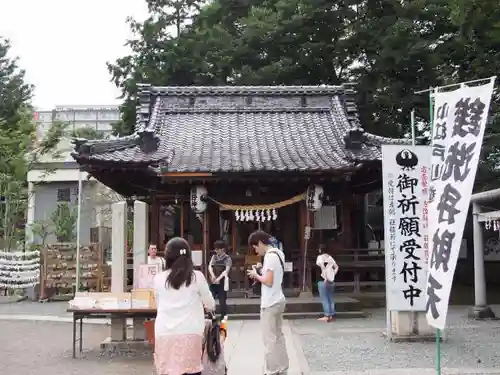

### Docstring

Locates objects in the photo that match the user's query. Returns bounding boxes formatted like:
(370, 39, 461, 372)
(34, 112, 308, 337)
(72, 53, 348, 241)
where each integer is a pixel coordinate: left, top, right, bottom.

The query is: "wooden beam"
(162, 172, 213, 177)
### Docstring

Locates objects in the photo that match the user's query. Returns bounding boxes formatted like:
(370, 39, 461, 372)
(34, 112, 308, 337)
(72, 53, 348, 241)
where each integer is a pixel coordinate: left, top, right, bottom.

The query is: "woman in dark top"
(208, 240, 232, 319)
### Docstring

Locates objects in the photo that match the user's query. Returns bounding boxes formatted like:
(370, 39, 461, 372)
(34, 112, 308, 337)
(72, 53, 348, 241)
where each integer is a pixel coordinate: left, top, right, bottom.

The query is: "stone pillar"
(470, 202, 496, 319)
(111, 201, 127, 341)
(132, 200, 149, 340)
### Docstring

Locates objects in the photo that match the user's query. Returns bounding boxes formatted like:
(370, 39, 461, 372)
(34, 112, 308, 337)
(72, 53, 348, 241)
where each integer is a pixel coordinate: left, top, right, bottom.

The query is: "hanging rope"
(206, 193, 306, 211)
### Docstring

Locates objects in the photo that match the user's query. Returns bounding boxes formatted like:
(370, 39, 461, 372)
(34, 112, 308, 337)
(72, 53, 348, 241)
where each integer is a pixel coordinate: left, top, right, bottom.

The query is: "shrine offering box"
(132, 289, 156, 309)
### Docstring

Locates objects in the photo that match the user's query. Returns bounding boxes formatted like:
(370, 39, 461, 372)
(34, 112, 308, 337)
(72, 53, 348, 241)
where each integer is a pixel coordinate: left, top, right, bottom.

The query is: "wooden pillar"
(341, 194, 353, 248)
(299, 201, 312, 292)
(158, 204, 165, 250)
(231, 213, 237, 254)
(180, 200, 184, 238)
(150, 200, 160, 247)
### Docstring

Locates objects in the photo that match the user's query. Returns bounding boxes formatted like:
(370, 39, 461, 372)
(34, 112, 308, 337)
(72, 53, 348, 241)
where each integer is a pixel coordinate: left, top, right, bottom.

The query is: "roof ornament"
(344, 128, 365, 150)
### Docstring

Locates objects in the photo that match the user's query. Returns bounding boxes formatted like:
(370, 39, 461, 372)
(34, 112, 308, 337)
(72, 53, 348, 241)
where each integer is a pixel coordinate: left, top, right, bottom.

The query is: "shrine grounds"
(1, 301, 500, 374)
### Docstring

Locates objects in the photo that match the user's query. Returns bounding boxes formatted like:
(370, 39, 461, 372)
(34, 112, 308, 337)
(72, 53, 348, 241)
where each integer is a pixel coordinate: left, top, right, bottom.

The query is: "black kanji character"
(431, 164, 442, 181)
(436, 102, 449, 121)
(453, 97, 485, 138)
(396, 174, 418, 195)
(426, 274, 442, 319)
(430, 228, 456, 272)
(442, 141, 476, 182)
(432, 144, 446, 161)
(468, 98, 486, 136)
(429, 186, 436, 203)
(399, 217, 421, 237)
(403, 284, 422, 307)
(399, 238, 421, 261)
(436, 183, 461, 224)
(397, 195, 419, 216)
(433, 122, 447, 141)
(400, 261, 422, 283)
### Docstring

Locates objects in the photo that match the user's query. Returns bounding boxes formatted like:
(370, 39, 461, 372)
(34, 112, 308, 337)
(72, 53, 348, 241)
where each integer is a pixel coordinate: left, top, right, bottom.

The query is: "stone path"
(1, 302, 500, 374)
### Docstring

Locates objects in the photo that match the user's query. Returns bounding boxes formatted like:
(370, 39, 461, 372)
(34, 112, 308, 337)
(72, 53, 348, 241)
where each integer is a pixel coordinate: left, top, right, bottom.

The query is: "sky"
(0, 0, 149, 110)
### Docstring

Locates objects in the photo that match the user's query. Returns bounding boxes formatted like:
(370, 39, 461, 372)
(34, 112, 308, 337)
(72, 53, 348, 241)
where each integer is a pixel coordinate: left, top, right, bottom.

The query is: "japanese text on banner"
(426, 79, 496, 329)
(383, 145, 430, 311)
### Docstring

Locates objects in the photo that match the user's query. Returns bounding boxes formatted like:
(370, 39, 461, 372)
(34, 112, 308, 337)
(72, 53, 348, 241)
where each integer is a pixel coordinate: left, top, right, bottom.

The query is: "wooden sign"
(135, 264, 160, 289)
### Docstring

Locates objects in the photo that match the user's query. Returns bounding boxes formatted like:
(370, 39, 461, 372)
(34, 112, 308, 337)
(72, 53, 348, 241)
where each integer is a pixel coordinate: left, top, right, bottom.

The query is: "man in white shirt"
(147, 244, 165, 270)
(247, 230, 288, 375)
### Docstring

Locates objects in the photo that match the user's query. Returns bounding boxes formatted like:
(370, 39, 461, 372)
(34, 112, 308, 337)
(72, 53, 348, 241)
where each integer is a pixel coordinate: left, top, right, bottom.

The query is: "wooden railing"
(309, 248, 385, 293)
(227, 248, 386, 295)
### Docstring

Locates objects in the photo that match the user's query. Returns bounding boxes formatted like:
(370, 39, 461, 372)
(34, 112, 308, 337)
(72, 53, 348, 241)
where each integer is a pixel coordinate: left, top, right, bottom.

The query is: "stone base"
(100, 337, 152, 356)
(383, 331, 442, 343)
(468, 305, 498, 320)
(386, 311, 446, 343)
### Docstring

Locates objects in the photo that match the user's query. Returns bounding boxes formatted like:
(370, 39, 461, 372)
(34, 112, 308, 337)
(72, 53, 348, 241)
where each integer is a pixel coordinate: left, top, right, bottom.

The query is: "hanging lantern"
(190, 186, 208, 213)
(306, 185, 324, 211)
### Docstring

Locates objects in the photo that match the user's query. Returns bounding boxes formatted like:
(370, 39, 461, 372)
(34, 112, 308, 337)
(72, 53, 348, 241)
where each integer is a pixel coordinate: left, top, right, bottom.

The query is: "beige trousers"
(261, 301, 289, 375)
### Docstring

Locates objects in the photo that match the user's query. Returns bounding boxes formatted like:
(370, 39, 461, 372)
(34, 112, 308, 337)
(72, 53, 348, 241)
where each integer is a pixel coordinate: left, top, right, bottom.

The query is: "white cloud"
(0, 0, 148, 109)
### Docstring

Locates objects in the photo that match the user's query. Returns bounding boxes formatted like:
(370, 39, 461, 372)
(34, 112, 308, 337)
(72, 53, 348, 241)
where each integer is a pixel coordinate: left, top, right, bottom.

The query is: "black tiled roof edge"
(71, 135, 141, 157)
(136, 84, 153, 132)
(362, 132, 412, 146)
(142, 84, 349, 97)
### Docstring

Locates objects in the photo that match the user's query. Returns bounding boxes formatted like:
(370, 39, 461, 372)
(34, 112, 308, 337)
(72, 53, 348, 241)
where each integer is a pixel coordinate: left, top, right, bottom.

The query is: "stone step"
(227, 311, 366, 320)
(223, 296, 362, 314)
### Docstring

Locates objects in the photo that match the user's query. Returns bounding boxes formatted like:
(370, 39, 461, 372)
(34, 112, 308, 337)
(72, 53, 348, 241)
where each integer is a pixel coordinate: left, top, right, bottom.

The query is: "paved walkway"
(2, 302, 500, 374)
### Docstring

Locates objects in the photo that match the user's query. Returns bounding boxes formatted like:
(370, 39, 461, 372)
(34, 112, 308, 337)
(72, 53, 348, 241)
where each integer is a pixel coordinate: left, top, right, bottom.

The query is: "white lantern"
(190, 185, 208, 213)
(306, 184, 324, 211)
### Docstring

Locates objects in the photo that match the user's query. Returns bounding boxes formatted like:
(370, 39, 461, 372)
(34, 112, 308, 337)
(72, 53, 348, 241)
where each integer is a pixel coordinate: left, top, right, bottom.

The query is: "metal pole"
(414, 76, 497, 95)
(411, 109, 416, 146)
(75, 170, 83, 293)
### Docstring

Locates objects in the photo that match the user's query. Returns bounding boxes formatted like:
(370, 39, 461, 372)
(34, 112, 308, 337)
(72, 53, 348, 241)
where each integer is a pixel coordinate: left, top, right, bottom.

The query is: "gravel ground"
(293, 306, 500, 372)
(0, 321, 154, 375)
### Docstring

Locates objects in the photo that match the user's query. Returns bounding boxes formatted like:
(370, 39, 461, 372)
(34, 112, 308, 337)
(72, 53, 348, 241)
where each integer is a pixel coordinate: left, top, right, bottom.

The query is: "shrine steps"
(221, 295, 365, 319)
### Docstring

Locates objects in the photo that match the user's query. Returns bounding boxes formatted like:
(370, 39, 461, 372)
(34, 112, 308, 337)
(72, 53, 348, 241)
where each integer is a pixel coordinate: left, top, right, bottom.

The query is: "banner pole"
(428, 87, 441, 375)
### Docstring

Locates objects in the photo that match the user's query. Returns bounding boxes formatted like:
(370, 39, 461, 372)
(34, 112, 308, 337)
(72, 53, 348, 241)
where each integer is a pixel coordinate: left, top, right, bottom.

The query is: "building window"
(57, 188, 71, 202)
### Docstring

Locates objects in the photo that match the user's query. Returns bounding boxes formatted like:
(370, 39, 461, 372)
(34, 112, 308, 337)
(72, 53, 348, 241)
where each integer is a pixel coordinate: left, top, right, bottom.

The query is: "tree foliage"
(108, 0, 500, 189)
(71, 126, 106, 140)
(0, 37, 62, 248)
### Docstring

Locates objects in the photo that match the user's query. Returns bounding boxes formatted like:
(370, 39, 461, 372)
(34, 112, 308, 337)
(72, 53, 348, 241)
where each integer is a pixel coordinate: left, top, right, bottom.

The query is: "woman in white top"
(153, 237, 216, 375)
(316, 245, 339, 322)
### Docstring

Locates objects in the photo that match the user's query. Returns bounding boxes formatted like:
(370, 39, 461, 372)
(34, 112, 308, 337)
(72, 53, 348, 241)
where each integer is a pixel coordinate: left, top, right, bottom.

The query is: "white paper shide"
(426, 79, 496, 330)
(382, 145, 430, 311)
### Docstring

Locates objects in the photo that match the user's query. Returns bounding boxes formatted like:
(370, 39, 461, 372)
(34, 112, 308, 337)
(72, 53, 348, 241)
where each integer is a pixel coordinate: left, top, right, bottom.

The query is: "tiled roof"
(72, 85, 409, 173)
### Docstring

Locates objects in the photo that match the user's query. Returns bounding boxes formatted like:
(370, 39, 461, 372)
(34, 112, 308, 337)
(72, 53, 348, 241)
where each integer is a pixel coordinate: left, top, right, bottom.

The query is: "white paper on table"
(132, 299, 150, 309)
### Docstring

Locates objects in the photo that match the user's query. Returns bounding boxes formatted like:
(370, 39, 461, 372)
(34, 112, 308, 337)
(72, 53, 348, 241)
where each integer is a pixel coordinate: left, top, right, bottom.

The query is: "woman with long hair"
(153, 237, 216, 375)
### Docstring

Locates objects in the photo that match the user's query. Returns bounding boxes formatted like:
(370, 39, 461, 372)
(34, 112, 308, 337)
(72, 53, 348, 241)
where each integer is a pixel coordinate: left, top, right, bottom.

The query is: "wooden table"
(67, 308, 157, 358)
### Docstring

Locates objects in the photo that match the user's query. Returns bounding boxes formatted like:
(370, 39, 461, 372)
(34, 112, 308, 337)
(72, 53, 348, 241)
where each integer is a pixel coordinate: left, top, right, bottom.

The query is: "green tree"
(108, 0, 500, 191)
(0, 37, 63, 249)
(0, 37, 33, 130)
(51, 203, 78, 243)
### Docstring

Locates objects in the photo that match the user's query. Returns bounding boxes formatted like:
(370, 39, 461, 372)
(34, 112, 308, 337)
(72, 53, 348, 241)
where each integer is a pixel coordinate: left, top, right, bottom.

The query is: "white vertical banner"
(426, 78, 496, 329)
(382, 145, 431, 311)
